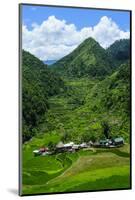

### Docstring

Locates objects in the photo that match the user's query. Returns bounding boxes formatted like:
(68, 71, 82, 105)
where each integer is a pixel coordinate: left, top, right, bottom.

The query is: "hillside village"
(33, 137, 124, 156)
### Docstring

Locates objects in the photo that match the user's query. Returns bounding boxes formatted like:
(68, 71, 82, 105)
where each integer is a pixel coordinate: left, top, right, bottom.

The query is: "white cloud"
(22, 15, 130, 61)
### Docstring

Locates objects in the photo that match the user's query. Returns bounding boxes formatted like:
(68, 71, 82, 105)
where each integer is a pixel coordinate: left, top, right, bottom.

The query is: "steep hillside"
(83, 61, 130, 141)
(106, 39, 130, 66)
(22, 50, 65, 142)
(87, 61, 130, 113)
(52, 37, 113, 78)
(102, 61, 130, 115)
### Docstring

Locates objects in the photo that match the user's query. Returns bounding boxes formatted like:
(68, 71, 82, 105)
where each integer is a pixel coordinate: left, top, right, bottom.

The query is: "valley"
(21, 37, 131, 194)
(22, 77, 130, 194)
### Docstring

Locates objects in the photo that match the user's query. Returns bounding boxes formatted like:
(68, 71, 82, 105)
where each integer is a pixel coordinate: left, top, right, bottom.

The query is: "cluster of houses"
(97, 137, 124, 148)
(55, 141, 89, 153)
(33, 137, 124, 156)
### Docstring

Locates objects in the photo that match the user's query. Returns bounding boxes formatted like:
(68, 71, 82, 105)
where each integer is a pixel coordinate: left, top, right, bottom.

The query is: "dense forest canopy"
(106, 39, 130, 66)
(22, 50, 65, 142)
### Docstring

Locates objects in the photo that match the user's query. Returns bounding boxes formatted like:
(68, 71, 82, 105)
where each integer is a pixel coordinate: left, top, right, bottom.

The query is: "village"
(33, 137, 124, 156)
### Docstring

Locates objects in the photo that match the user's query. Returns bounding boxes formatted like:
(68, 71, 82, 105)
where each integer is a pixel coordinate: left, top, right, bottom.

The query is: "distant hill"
(51, 37, 113, 78)
(43, 60, 57, 65)
(106, 39, 130, 66)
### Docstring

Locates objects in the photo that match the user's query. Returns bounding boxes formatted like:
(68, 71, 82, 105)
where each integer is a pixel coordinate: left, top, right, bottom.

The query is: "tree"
(48, 141, 57, 151)
(101, 121, 111, 139)
(61, 131, 72, 143)
(81, 132, 91, 143)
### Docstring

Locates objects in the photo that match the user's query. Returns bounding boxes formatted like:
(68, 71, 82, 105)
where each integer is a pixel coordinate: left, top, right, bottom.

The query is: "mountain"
(106, 39, 130, 66)
(22, 50, 65, 142)
(51, 37, 113, 78)
(43, 60, 57, 65)
(22, 38, 130, 143)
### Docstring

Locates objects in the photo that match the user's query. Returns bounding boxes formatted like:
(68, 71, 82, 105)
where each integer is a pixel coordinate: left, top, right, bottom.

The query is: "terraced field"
(22, 78, 130, 195)
(22, 142, 130, 194)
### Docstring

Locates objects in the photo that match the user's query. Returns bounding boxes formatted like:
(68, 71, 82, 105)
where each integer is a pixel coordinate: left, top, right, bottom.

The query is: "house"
(39, 147, 49, 153)
(99, 137, 124, 148)
(87, 140, 93, 147)
(63, 143, 73, 152)
(99, 139, 112, 147)
(99, 139, 107, 147)
(113, 137, 124, 146)
(33, 147, 49, 156)
(64, 142, 74, 149)
(56, 141, 75, 152)
(56, 141, 64, 148)
(56, 141, 81, 153)
(79, 142, 88, 148)
(56, 141, 65, 152)
(72, 144, 80, 151)
(33, 150, 42, 156)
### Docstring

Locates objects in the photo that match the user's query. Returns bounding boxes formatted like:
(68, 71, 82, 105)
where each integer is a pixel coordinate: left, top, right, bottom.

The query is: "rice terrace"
(20, 4, 131, 195)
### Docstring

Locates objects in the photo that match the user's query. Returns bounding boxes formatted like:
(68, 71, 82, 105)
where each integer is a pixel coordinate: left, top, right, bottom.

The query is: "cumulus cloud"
(22, 15, 130, 60)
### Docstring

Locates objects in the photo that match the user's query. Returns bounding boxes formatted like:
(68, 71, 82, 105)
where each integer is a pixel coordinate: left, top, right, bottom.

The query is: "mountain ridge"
(51, 37, 113, 78)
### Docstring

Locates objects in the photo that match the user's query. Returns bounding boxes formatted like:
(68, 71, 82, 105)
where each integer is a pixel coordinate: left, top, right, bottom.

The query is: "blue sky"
(22, 4, 130, 61)
(22, 5, 130, 31)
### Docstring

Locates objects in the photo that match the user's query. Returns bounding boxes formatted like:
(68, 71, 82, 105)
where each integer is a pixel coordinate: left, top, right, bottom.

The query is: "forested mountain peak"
(77, 37, 101, 48)
(51, 37, 113, 78)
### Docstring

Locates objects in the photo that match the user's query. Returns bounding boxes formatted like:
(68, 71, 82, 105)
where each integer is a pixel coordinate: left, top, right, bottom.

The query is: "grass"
(22, 78, 130, 195)
(66, 174, 130, 192)
(22, 148, 130, 194)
